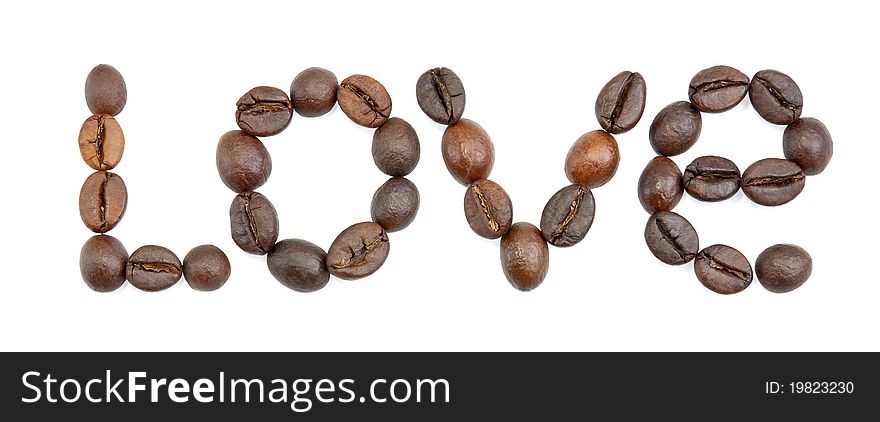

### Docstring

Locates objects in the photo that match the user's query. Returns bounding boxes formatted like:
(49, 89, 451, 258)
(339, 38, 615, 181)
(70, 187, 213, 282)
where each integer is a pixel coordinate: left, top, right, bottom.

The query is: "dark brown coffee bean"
(783, 117, 833, 175)
(337, 74, 392, 128)
(79, 171, 127, 233)
(500, 222, 549, 291)
(230, 191, 279, 255)
(127, 245, 182, 292)
(80, 234, 128, 292)
(326, 222, 390, 280)
(85, 64, 127, 116)
(78, 114, 124, 170)
(372, 117, 420, 177)
(216, 130, 272, 193)
(540, 184, 595, 248)
(564, 130, 620, 188)
(741, 158, 805, 206)
(595, 71, 646, 134)
(235, 86, 293, 137)
(638, 156, 683, 213)
(694, 244, 752, 295)
(371, 177, 420, 232)
(183, 245, 231, 291)
(644, 211, 699, 265)
(416, 67, 466, 125)
(756, 244, 812, 293)
(649, 101, 702, 157)
(463, 179, 513, 240)
(688, 65, 749, 113)
(441, 119, 495, 185)
(749, 70, 803, 125)
(290, 67, 338, 117)
(683, 156, 741, 202)
(268, 239, 330, 292)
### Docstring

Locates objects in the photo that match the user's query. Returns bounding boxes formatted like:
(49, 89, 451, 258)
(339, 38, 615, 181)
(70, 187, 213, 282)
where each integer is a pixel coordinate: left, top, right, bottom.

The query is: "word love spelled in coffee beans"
(418, 67, 645, 291)
(77, 64, 230, 293)
(640, 65, 831, 294)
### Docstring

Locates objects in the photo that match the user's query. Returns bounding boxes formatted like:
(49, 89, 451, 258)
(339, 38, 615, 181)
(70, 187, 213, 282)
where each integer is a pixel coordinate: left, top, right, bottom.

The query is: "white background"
(1, 1, 877, 351)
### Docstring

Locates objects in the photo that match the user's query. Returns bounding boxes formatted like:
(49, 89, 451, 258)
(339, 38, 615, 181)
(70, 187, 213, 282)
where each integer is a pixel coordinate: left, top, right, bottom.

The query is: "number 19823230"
(766, 381, 854, 394)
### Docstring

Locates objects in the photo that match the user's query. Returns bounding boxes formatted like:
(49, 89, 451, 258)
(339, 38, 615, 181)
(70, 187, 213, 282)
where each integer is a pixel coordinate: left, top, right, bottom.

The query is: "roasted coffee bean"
(683, 156, 741, 202)
(694, 244, 752, 295)
(326, 222, 390, 280)
(268, 239, 330, 292)
(741, 158, 805, 206)
(371, 177, 420, 232)
(79, 171, 127, 233)
(78, 114, 124, 170)
(500, 222, 549, 291)
(441, 119, 495, 185)
(749, 70, 803, 125)
(337, 74, 392, 128)
(595, 71, 646, 134)
(649, 101, 702, 157)
(756, 244, 812, 293)
(85, 64, 127, 116)
(540, 184, 595, 247)
(644, 211, 699, 265)
(127, 245, 182, 292)
(183, 245, 231, 291)
(638, 156, 683, 213)
(463, 179, 513, 240)
(230, 191, 279, 255)
(688, 65, 749, 113)
(564, 130, 620, 188)
(216, 130, 272, 193)
(80, 234, 128, 292)
(290, 67, 338, 117)
(372, 117, 420, 177)
(236, 86, 293, 137)
(783, 117, 833, 175)
(416, 67, 466, 125)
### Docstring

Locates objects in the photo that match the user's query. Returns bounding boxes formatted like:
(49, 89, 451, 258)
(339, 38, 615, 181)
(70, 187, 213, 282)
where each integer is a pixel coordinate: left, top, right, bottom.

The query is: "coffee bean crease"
(471, 183, 501, 233)
(606, 72, 637, 131)
(429, 69, 461, 124)
(743, 173, 805, 187)
(693, 79, 749, 93)
(700, 250, 750, 282)
(130, 262, 181, 274)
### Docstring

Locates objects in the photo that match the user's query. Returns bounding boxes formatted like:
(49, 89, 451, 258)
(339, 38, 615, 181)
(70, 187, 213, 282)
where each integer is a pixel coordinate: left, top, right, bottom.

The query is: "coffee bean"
(688, 65, 749, 113)
(127, 245, 182, 292)
(694, 244, 752, 294)
(595, 71, 647, 134)
(268, 239, 330, 292)
(337, 74, 392, 128)
(783, 117, 833, 175)
(183, 245, 231, 291)
(236, 86, 293, 137)
(79, 171, 127, 233)
(80, 234, 128, 292)
(372, 117, 420, 177)
(564, 130, 620, 188)
(741, 158, 805, 206)
(290, 67, 338, 117)
(638, 156, 683, 213)
(756, 244, 812, 293)
(644, 211, 699, 265)
(463, 179, 513, 240)
(540, 184, 595, 247)
(749, 69, 803, 125)
(371, 177, 420, 232)
(216, 130, 272, 193)
(683, 156, 741, 202)
(649, 101, 702, 157)
(85, 64, 127, 116)
(326, 222, 390, 280)
(441, 119, 495, 185)
(230, 191, 279, 255)
(78, 114, 124, 170)
(500, 222, 549, 291)
(416, 67, 466, 125)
